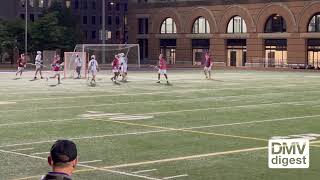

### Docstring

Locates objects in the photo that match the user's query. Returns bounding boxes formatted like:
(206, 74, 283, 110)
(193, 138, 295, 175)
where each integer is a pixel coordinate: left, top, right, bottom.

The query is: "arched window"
(265, 14, 286, 33)
(227, 16, 247, 33)
(160, 18, 177, 34)
(192, 17, 210, 34)
(308, 13, 320, 32)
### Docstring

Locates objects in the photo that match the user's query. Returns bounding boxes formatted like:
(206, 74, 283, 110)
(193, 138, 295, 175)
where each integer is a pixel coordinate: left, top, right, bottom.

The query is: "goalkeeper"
(74, 54, 82, 79)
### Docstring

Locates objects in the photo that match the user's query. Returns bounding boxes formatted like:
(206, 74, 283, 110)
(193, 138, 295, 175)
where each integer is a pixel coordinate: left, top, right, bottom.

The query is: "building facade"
(128, 0, 320, 68)
(71, 0, 128, 44)
(0, 0, 128, 44)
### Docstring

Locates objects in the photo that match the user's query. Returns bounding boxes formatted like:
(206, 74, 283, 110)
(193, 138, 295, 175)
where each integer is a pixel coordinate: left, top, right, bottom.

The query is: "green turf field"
(0, 69, 320, 180)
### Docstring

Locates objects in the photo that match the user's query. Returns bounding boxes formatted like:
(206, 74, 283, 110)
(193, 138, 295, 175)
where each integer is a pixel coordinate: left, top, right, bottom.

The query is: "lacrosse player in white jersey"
(34, 51, 44, 80)
(74, 54, 82, 79)
(88, 55, 99, 85)
(119, 53, 128, 81)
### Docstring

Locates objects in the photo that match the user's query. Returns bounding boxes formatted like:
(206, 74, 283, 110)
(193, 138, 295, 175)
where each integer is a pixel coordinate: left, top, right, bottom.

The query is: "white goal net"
(64, 44, 140, 79)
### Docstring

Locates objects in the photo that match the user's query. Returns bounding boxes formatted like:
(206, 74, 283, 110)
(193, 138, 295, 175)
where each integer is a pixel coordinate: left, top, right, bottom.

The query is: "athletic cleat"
(156, 81, 160, 83)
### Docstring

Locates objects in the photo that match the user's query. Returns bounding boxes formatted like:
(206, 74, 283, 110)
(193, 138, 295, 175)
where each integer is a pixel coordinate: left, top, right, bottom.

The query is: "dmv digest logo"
(268, 139, 309, 168)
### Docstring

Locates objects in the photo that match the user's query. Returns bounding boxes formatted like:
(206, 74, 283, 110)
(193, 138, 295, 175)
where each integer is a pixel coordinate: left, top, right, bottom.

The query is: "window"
(308, 13, 320, 32)
(108, 3, 112, 11)
(82, 0, 88, 9)
(91, 31, 96, 39)
(30, 14, 35, 22)
(84, 31, 88, 40)
(116, 3, 120, 11)
(83, 16, 87, 25)
(92, 0, 96, 9)
(108, 16, 112, 25)
(192, 17, 210, 34)
(74, 0, 79, 9)
(116, 16, 120, 25)
(92, 16, 96, 25)
(20, 14, 25, 20)
(265, 14, 286, 33)
(116, 31, 120, 40)
(227, 16, 247, 33)
(138, 18, 148, 34)
(160, 18, 177, 34)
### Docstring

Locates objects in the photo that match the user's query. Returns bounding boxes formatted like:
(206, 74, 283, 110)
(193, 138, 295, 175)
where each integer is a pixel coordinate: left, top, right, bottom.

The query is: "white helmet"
(91, 55, 95, 59)
(119, 53, 125, 57)
(37, 51, 41, 54)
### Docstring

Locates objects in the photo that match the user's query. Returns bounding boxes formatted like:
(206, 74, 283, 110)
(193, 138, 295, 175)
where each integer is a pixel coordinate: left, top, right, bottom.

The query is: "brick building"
(128, 0, 320, 68)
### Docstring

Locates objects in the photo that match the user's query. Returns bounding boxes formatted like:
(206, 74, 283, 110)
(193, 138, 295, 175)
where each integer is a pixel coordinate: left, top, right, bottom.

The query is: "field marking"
(79, 160, 103, 164)
(11, 148, 34, 152)
(0, 90, 300, 113)
(162, 174, 188, 179)
(0, 130, 170, 148)
(7, 84, 295, 102)
(31, 152, 49, 155)
(92, 119, 268, 142)
(0, 101, 16, 105)
(132, 169, 157, 174)
(7, 140, 320, 179)
(1, 113, 320, 148)
(0, 149, 161, 180)
(182, 114, 320, 130)
(1, 97, 316, 127)
(102, 146, 268, 169)
(311, 145, 320, 148)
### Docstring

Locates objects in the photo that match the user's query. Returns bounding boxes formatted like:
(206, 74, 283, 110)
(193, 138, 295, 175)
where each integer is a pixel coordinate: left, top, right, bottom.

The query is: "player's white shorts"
(121, 64, 128, 73)
(204, 66, 212, 72)
(17, 67, 24, 71)
(90, 69, 97, 76)
(54, 71, 60, 76)
(113, 68, 119, 73)
(36, 65, 42, 70)
(158, 69, 167, 75)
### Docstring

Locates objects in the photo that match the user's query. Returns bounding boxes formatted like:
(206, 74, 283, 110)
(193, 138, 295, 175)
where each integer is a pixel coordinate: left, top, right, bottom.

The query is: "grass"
(0, 69, 320, 180)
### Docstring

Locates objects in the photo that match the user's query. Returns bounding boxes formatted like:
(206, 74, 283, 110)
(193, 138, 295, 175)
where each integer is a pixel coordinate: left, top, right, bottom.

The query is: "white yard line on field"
(132, 169, 158, 174)
(31, 152, 49, 155)
(1, 113, 320, 149)
(0, 149, 161, 180)
(79, 160, 103, 164)
(162, 174, 188, 180)
(103, 147, 268, 169)
(0, 101, 16, 105)
(11, 148, 34, 152)
(0, 130, 170, 148)
(0, 90, 295, 113)
(2, 97, 320, 127)
(6, 84, 295, 102)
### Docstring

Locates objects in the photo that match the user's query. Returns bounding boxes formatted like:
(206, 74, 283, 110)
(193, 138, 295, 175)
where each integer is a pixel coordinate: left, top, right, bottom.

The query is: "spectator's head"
(47, 140, 78, 175)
